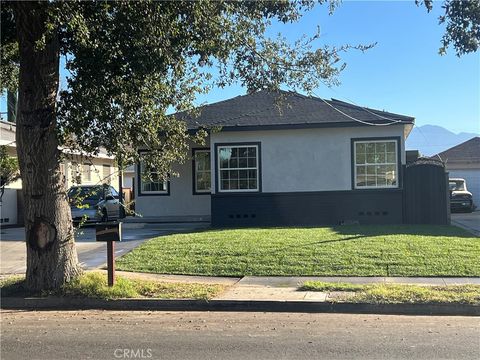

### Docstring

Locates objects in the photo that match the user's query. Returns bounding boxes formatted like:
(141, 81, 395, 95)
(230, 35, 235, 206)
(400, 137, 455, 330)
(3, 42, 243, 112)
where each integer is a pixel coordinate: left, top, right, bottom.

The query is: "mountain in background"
(406, 125, 479, 156)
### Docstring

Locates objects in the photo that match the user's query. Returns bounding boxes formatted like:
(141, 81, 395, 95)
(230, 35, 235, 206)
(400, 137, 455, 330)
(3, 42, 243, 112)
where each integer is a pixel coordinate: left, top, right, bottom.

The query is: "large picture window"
(193, 149, 211, 194)
(139, 161, 168, 194)
(217, 144, 259, 192)
(354, 139, 398, 189)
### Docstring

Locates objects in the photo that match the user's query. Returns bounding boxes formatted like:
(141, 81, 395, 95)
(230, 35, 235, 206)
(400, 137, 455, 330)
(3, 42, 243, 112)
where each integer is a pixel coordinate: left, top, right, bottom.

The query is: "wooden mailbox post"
(96, 221, 122, 286)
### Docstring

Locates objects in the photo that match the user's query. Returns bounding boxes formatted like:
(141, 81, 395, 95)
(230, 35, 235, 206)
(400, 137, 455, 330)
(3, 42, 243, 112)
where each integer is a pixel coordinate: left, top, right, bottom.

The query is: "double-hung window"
(217, 144, 259, 192)
(139, 161, 168, 194)
(354, 139, 398, 189)
(71, 162, 82, 184)
(82, 163, 92, 182)
(193, 149, 211, 194)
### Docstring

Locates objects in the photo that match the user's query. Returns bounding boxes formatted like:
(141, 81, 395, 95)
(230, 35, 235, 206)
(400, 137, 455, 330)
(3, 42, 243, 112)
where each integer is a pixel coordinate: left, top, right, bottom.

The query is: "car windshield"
(68, 186, 103, 204)
(449, 180, 465, 191)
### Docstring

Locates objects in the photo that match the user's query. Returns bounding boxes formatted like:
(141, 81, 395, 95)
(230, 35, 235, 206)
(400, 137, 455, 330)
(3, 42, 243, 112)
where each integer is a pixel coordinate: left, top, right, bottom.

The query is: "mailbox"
(96, 222, 122, 242)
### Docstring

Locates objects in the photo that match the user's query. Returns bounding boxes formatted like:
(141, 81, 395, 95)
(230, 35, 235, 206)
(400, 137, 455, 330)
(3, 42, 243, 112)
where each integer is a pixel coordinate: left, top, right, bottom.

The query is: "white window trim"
(217, 144, 259, 193)
(139, 161, 168, 194)
(194, 149, 211, 193)
(353, 139, 399, 190)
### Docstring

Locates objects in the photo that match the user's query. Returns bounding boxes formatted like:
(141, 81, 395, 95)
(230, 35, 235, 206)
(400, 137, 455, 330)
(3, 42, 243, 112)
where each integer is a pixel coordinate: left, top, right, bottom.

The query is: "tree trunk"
(15, 2, 81, 291)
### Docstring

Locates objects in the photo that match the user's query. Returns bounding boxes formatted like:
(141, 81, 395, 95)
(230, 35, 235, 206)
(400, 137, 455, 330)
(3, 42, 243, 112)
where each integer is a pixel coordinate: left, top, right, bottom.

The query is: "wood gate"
(403, 159, 450, 225)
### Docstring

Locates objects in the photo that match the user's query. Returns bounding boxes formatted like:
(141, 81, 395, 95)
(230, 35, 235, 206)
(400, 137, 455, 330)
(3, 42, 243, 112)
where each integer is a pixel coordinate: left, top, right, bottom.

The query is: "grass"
(0, 272, 225, 300)
(116, 225, 480, 277)
(301, 281, 480, 305)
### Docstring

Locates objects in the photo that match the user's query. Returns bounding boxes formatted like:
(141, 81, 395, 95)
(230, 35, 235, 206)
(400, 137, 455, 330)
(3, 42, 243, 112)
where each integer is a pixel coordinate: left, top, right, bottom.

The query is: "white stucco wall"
(134, 145, 211, 220)
(0, 189, 18, 225)
(211, 125, 406, 193)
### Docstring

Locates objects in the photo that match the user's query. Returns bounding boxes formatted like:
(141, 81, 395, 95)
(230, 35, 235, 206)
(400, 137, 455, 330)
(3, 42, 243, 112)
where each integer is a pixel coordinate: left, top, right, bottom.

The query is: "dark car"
(68, 184, 120, 222)
(449, 178, 474, 213)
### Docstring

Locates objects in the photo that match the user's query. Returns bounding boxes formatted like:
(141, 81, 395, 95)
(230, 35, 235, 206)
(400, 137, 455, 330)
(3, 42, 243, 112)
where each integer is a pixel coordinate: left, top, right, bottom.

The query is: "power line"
(308, 89, 405, 126)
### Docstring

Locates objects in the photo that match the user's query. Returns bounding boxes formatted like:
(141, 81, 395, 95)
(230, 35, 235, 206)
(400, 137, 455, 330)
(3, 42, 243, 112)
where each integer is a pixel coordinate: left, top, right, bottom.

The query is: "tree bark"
(15, 2, 81, 291)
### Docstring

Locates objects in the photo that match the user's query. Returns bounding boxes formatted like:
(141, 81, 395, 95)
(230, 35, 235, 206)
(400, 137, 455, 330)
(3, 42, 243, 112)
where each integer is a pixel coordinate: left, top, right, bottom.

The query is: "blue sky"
(2, 1, 479, 134)
(195, 1, 480, 134)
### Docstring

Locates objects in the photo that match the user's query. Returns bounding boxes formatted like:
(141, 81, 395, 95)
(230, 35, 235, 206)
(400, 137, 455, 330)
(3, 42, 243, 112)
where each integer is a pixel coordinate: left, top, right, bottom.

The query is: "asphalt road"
(1, 311, 479, 360)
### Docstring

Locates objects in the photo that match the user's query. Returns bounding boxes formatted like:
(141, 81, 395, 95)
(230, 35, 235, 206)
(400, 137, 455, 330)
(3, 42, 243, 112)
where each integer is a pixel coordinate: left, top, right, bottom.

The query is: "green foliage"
(417, 0, 480, 56)
(116, 225, 480, 277)
(0, 4, 18, 93)
(0, 145, 20, 189)
(1, 0, 371, 177)
(0, 272, 225, 300)
(303, 281, 480, 305)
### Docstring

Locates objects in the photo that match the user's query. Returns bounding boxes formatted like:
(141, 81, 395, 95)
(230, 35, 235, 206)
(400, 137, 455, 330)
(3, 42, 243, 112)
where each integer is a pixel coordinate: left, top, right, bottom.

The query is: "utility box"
(96, 222, 122, 242)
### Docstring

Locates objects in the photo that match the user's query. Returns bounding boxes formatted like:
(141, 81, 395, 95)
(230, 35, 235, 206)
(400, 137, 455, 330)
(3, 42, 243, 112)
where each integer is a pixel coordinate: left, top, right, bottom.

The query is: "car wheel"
(101, 209, 108, 222)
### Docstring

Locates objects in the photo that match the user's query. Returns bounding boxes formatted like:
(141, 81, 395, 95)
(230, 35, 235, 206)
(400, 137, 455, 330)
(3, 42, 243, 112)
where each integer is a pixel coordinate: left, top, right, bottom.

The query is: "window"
(102, 164, 111, 185)
(139, 160, 168, 194)
(217, 144, 259, 192)
(71, 162, 82, 184)
(354, 139, 398, 189)
(59, 163, 66, 186)
(193, 149, 211, 194)
(82, 164, 92, 182)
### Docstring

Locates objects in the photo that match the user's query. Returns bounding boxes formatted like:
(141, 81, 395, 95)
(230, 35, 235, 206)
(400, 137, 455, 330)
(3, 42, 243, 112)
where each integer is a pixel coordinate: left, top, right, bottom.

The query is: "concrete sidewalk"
(112, 271, 480, 302)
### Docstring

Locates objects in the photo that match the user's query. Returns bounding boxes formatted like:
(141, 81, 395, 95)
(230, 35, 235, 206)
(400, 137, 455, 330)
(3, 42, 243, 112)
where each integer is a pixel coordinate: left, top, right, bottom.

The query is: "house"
(135, 90, 416, 226)
(0, 120, 119, 226)
(434, 137, 480, 208)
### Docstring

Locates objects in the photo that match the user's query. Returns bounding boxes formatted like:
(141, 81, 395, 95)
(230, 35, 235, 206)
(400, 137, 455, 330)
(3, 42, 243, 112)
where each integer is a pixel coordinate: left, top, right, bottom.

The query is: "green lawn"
(116, 225, 480, 277)
(300, 281, 480, 304)
(1, 272, 225, 300)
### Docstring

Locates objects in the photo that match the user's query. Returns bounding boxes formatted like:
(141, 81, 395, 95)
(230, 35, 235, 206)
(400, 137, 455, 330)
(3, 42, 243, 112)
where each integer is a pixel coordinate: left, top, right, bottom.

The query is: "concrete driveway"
(451, 210, 480, 236)
(0, 223, 208, 275)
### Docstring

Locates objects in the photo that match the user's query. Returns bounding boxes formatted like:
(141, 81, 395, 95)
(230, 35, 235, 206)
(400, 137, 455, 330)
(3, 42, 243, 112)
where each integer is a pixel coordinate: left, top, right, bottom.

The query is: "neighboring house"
(135, 90, 416, 226)
(121, 165, 136, 210)
(0, 121, 119, 226)
(434, 137, 480, 208)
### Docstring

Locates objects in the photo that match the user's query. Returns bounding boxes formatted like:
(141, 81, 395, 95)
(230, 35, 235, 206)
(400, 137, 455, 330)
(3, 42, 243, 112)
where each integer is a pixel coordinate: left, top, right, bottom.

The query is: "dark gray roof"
(434, 137, 480, 164)
(176, 90, 414, 130)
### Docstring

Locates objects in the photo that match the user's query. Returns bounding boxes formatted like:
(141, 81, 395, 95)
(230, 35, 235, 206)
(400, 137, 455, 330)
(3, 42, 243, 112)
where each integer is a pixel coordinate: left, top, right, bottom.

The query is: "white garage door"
(448, 169, 480, 208)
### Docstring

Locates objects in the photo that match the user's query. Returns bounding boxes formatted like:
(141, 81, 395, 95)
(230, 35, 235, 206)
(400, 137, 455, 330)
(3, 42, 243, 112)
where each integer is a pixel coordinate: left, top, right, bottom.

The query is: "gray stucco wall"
(134, 144, 211, 220)
(211, 126, 406, 193)
(134, 125, 407, 221)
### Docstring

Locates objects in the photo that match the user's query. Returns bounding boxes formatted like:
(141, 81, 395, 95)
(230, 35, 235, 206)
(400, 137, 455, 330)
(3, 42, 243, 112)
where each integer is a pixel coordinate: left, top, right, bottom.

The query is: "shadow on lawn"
(332, 224, 476, 239)
(190, 224, 477, 239)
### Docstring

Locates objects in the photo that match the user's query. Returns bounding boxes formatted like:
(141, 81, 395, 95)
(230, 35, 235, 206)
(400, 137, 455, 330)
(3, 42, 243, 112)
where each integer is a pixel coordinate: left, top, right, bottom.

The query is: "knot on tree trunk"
(28, 217, 56, 251)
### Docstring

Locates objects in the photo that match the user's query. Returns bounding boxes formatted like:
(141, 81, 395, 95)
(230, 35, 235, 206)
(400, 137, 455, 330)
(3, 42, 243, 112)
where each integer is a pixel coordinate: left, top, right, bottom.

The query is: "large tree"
(1, 0, 368, 291)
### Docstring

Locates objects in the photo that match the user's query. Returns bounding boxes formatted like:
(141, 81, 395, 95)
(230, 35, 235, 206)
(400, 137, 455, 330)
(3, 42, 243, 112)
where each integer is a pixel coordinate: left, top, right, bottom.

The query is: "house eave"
(186, 120, 414, 134)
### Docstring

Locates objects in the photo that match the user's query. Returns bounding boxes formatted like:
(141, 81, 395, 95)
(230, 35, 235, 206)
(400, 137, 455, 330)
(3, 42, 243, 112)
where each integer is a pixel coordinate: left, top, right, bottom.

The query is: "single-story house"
(135, 90, 416, 226)
(434, 136, 480, 208)
(0, 120, 119, 226)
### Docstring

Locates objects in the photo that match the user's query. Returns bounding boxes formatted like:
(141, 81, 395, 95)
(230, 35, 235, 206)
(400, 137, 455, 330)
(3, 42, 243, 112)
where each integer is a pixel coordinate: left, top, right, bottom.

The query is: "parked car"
(68, 184, 120, 223)
(449, 178, 474, 213)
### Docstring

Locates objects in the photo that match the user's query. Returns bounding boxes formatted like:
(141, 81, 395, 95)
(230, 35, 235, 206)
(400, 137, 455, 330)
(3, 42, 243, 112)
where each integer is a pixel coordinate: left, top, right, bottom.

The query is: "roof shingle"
(176, 90, 414, 130)
(434, 137, 480, 164)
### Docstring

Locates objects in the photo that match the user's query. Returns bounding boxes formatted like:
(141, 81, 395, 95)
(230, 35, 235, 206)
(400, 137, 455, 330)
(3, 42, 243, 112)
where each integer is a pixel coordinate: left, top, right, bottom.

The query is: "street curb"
(1, 297, 479, 316)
